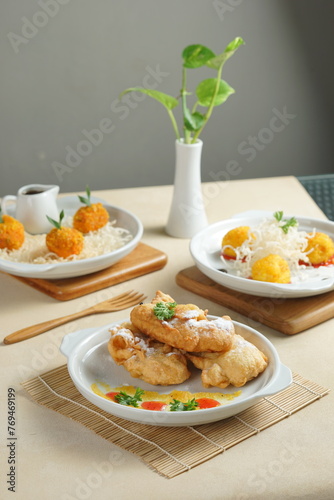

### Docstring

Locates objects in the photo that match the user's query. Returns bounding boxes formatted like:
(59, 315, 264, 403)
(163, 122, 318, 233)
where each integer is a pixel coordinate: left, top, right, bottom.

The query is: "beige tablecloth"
(1, 176, 333, 499)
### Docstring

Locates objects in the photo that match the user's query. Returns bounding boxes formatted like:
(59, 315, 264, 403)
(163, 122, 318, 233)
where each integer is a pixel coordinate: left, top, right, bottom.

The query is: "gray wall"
(1, 0, 333, 197)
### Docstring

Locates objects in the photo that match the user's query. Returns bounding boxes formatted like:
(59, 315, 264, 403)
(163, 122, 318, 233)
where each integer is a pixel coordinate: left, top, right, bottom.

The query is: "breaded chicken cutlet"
(186, 334, 268, 388)
(107, 291, 268, 390)
(108, 322, 190, 385)
(130, 291, 234, 353)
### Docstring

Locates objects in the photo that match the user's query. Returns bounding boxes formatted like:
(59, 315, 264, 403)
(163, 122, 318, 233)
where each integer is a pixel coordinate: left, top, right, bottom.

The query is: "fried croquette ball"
(73, 202, 109, 233)
(251, 254, 291, 284)
(305, 232, 334, 265)
(46, 226, 84, 258)
(73, 186, 109, 234)
(0, 214, 25, 250)
(222, 226, 252, 257)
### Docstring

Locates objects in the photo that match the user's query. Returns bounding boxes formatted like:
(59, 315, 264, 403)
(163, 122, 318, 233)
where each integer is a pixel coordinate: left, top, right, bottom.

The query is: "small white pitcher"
(2, 184, 60, 234)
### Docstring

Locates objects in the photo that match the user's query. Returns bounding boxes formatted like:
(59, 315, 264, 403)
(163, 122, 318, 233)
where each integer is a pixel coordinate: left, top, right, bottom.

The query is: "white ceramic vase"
(166, 139, 208, 238)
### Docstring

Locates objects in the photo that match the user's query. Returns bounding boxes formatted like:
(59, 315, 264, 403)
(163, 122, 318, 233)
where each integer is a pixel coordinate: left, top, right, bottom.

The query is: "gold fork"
(3, 290, 146, 345)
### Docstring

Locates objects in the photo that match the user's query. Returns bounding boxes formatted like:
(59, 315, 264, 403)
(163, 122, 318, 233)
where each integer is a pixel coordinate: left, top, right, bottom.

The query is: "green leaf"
(206, 36, 245, 70)
(46, 209, 64, 230)
(182, 44, 216, 68)
(281, 217, 297, 233)
(78, 185, 91, 206)
(170, 398, 199, 411)
(273, 211, 284, 222)
(274, 211, 298, 233)
(114, 388, 144, 407)
(196, 78, 235, 107)
(120, 88, 179, 111)
(183, 108, 205, 132)
(153, 301, 177, 321)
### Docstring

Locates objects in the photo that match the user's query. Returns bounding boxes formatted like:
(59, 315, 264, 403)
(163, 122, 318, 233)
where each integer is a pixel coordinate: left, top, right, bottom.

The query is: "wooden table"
(1, 176, 333, 499)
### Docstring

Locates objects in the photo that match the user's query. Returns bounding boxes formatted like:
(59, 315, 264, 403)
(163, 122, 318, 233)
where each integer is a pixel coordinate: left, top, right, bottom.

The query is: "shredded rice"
(221, 215, 314, 280)
(0, 216, 132, 264)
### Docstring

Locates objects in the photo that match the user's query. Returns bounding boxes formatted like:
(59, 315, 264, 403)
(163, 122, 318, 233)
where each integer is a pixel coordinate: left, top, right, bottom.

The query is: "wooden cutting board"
(11, 243, 167, 301)
(176, 266, 334, 335)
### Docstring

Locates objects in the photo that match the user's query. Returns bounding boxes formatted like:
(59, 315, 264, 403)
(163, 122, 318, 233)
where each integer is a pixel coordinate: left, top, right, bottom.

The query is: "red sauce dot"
(106, 392, 119, 402)
(141, 401, 166, 411)
(314, 254, 334, 267)
(196, 398, 221, 409)
(299, 255, 334, 268)
(221, 253, 237, 261)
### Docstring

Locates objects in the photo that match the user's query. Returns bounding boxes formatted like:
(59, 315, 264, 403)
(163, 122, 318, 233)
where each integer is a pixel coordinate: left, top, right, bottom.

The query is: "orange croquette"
(0, 215, 25, 250)
(222, 226, 252, 257)
(46, 226, 84, 258)
(305, 232, 334, 265)
(73, 203, 109, 233)
(251, 254, 291, 284)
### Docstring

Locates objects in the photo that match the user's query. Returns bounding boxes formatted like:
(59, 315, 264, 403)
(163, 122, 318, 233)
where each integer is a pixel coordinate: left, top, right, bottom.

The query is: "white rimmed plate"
(60, 317, 292, 427)
(190, 211, 334, 298)
(0, 195, 143, 279)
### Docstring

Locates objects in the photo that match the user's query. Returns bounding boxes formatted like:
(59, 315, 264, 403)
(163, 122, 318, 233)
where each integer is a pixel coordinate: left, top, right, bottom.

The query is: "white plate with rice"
(0, 196, 143, 279)
(190, 211, 334, 298)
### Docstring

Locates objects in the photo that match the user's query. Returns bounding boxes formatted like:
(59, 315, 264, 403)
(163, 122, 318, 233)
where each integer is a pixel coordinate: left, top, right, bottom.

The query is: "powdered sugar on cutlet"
(168, 315, 234, 333)
(177, 309, 201, 319)
(110, 327, 133, 342)
(230, 335, 258, 354)
(110, 326, 156, 355)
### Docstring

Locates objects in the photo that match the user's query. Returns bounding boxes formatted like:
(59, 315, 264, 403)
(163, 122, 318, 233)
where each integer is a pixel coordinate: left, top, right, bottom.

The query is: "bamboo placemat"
(22, 366, 329, 479)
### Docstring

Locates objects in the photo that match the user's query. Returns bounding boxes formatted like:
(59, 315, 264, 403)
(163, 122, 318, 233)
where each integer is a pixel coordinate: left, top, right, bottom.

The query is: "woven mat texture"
(22, 365, 329, 479)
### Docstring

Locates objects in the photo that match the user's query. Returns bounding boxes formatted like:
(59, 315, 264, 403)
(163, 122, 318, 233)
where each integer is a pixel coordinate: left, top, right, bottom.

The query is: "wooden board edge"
(175, 268, 334, 335)
(8, 244, 168, 301)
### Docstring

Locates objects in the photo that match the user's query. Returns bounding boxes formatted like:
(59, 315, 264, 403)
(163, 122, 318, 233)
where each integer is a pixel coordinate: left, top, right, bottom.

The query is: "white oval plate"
(190, 211, 334, 298)
(60, 317, 292, 427)
(0, 196, 143, 279)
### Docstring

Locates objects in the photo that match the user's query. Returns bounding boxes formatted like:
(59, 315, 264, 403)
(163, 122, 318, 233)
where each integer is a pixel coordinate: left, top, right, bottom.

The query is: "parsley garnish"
(273, 211, 298, 234)
(153, 301, 177, 321)
(114, 388, 144, 407)
(170, 398, 198, 412)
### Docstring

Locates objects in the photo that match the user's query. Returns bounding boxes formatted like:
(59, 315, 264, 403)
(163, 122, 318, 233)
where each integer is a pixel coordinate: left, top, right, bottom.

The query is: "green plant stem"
(191, 64, 223, 143)
(167, 109, 180, 140)
(192, 102, 199, 114)
(181, 67, 191, 143)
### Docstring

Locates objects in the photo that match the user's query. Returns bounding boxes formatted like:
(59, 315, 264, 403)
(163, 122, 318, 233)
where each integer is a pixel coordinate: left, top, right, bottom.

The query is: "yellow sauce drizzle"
(91, 382, 241, 410)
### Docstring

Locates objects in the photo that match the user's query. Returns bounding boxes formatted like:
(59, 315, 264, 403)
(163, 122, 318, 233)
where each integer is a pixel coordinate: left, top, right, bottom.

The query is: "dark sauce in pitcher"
(23, 189, 45, 195)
